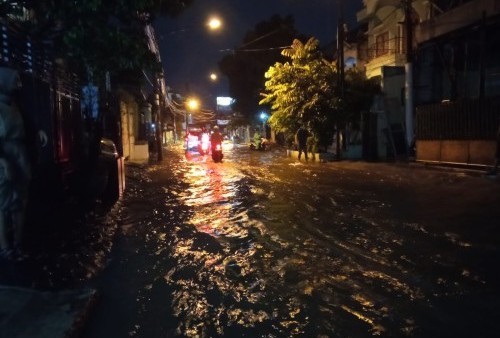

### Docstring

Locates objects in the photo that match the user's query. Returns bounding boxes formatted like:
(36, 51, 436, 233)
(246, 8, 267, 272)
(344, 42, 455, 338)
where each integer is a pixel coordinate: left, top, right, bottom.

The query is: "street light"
(185, 97, 200, 139)
(187, 98, 199, 111)
(207, 16, 222, 30)
(210, 72, 218, 81)
(155, 15, 222, 151)
(260, 112, 268, 137)
(161, 15, 223, 36)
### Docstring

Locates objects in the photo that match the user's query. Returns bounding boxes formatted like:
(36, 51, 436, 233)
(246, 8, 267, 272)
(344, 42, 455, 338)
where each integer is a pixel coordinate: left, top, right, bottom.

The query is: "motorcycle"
(211, 142, 223, 162)
(249, 138, 268, 151)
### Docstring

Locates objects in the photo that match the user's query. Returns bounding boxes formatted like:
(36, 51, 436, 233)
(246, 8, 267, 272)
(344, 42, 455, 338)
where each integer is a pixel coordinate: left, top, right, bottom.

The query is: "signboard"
(217, 119, 230, 125)
(216, 97, 235, 106)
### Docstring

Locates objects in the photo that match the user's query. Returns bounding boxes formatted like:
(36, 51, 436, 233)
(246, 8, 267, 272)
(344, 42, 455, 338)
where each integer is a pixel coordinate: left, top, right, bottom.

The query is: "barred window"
(376, 32, 389, 57)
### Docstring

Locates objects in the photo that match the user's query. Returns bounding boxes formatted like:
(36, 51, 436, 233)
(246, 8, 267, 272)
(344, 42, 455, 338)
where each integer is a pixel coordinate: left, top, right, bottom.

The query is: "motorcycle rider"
(210, 125, 223, 151)
(253, 128, 262, 150)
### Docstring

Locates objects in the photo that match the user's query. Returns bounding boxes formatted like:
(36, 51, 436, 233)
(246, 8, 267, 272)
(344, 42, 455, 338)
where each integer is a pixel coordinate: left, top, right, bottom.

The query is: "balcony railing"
(365, 36, 405, 62)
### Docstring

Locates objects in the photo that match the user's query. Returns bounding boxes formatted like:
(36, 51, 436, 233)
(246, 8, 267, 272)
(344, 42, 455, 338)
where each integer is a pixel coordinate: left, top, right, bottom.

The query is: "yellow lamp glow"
(207, 17, 222, 30)
(186, 98, 199, 111)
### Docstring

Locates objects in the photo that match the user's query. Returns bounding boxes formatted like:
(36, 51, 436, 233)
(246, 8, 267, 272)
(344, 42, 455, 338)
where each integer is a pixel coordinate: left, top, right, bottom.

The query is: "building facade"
(414, 0, 500, 166)
(355, 0, 427, 159)
(354, 0, 500, 166)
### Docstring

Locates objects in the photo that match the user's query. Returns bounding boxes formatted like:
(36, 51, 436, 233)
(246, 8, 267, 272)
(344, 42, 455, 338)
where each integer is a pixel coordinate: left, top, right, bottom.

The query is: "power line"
(219, 45, 289, 53)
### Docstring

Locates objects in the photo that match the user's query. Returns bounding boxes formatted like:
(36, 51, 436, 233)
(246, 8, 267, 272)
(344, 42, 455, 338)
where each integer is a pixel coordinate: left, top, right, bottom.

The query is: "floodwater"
(83, 143, 500, 338)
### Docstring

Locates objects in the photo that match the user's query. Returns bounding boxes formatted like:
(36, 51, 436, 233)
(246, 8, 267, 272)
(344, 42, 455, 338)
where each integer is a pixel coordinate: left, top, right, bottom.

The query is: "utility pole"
(404, 0, 415, 155)
(336, 0, 345, 160)
(155, 75, 163, 161)
(145, 24, 164, 161)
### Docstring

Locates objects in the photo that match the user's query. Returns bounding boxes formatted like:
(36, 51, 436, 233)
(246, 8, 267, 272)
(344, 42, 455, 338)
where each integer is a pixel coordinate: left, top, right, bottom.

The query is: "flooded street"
(83, 144, 500, 338)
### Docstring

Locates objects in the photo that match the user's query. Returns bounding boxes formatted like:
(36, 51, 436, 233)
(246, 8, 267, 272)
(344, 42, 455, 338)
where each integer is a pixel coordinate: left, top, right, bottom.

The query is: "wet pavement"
(2, 143, 500, 337)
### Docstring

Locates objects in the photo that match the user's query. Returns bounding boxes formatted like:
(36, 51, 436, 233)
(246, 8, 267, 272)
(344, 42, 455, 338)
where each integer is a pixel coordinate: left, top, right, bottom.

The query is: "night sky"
(154, 0, 363, 107)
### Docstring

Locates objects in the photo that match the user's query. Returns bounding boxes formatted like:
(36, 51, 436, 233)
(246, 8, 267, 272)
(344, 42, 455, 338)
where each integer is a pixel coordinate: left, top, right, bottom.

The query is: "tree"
(218, 15, 304, 120)
(1, 0, 194, 84)
(343, 67, 380, 127)
(2, 0, 194, 163)
(260, 38, 338, 149)
(260, 37, 379, 150)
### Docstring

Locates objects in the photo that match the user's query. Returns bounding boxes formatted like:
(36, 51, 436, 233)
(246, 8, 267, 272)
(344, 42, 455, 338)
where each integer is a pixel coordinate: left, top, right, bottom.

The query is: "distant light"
(207, 17, 222, 30)
(217, 97, 234, 106)
(260, 112, 268, 121)
(210, 73, 217, 81)
(186, 98, 199, 110)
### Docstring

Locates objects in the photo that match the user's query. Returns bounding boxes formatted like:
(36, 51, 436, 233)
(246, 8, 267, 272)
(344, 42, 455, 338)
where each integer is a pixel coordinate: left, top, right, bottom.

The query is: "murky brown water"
(83, 143, 500, 338)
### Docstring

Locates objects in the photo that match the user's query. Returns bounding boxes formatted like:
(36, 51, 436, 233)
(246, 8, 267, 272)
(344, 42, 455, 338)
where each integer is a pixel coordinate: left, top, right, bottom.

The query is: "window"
(376, 32, 389, 57)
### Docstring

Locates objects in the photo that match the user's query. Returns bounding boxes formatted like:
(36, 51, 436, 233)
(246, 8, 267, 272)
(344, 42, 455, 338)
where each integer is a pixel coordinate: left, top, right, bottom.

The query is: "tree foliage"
(344, 67, 381, 124)
(260, 37, 379, 149)
(260, 38, 338, 148)
(218, 15, 305, 119)
(1, 0, 193, 84)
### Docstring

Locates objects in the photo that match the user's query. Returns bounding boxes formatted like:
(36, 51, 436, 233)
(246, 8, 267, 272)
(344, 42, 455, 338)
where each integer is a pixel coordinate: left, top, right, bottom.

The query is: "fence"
(416, 97, 500, 140)
(1, 18, 80, 95)
(415, 97, 500, 166)
(1, 18, 83, 170)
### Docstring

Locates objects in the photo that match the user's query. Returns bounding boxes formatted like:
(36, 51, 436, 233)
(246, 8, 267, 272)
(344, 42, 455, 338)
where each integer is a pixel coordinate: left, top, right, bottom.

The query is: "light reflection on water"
(151, 146, 498, 338)
(166, 150, 322, 337)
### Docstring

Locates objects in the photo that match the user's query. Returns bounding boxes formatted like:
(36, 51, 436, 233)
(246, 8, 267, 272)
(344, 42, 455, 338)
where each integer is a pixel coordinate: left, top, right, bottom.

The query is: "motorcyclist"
(253, 128, 262, 149)
(210, 126, 223, 151)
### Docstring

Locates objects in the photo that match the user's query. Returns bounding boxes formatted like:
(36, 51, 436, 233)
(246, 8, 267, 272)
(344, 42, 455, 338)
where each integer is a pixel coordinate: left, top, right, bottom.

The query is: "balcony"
(364, 36, 407, 78)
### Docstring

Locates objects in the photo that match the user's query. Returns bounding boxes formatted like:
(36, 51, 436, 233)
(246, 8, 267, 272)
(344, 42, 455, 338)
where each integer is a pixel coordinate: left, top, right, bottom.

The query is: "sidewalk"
(0, 177, 113, 338)
(0, 286, 96, 338)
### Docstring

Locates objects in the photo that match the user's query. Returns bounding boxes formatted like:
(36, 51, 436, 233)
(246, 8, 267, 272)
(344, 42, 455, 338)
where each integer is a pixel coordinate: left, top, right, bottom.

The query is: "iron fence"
(416, 97, 500, 140)
(1, 18, 80, 96)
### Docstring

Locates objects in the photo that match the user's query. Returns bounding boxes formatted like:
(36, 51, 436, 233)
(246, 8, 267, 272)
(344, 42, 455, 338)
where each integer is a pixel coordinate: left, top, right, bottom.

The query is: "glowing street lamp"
(185, 97, 200, 138)
(260, 112, 269, 137)
(187, 98, 199, 111)
(210, 73, 218, 81)
(207, 17, 222, 30)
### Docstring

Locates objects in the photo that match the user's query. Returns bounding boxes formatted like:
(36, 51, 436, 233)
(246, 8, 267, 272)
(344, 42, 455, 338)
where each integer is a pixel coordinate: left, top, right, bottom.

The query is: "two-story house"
(354, 0, 499, 167)
(355, 0, 428, 159)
